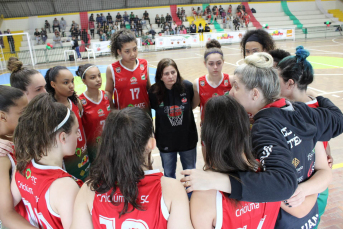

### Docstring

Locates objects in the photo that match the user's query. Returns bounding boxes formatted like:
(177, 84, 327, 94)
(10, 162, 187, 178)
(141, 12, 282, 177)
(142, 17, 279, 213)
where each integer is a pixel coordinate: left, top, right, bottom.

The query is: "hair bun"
(295, 46, 310, 63)
(7, 57, 23, 72)
(206, 39, 221, 49)
(244, 52, 274, 68)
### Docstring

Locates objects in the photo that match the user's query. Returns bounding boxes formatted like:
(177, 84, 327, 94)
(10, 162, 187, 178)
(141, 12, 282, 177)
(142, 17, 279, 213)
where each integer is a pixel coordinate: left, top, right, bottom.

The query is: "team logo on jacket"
(116, 67, 121, 73)
(130, 77, 138, 84)
(224, 79, 229, 86)
(292, 158, 300, 168)
(140, 64, 144, 70)
(81, 99, 87, 105)
(98, 109, 105, 116)
(107, 105, 110, 111)
(78, 155, 89, 168)
(200, 80, 205, 87)
(182, 97, 187, 103)
(141, 74, 146, 80)
(26, 168, 32, 179)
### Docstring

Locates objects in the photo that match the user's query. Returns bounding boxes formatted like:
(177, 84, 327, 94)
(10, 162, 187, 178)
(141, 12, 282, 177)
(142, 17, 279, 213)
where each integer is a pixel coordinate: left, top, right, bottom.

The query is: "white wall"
(337, 0, 343, 11)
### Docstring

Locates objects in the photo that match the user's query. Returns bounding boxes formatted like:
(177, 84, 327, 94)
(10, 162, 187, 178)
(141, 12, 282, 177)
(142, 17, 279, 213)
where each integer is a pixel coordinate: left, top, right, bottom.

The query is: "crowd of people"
(0, 26, 340, 229)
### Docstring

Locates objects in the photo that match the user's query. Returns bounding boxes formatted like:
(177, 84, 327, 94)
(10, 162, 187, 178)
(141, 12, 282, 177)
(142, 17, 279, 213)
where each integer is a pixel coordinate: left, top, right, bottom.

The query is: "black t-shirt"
(149, 80, 198, 152)
(34, 32, 40, 37)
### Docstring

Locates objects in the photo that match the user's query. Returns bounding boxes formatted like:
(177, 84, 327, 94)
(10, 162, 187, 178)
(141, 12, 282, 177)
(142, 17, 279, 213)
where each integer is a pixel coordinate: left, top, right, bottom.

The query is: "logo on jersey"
(116, 67, 121, 73)
(75, 148, 82, 157)
(26, 168, 32, 179)
(212, 93, 219, 97)
(98, 109, 105, 117)
(104, 94, 108, 100)
(159, 102, 164, 107)
(140, 64, 144, 70)
(141, 74, 146, 80)
(224, 79, 229, 86)
(200, 80, 205, 87)
(107, 105, 110, 111)
(182, 97, 187, 103)
(128, 104, 134, 107)
(292, 158, 300, 168)
(224, 90, 229, 96)
(130, 77, 138, 84)
(78, 155, 89, 168)
(81, 99, 87, 105)
(96, 136, 102, 144)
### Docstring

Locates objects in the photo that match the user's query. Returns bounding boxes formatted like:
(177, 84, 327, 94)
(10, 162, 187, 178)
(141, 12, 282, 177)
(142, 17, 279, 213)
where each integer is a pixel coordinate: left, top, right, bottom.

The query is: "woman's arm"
(70, 183, 94, 229)
(105, 65, 115, 107)
(0, 139, 12, 156)
(190, 190, 216, 229)
(50, 177, 80, 229)
(280, 193, 317, 218)
(192, 78, 200, 109)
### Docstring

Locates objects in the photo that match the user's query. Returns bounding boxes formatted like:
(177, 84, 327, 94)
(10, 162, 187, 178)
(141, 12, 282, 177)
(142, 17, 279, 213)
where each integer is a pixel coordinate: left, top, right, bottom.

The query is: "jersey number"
(130, 88, 140, 100)
(100, 120, 106, 130)
(99, 215, 149, 229)
(22, 198, 54, 229)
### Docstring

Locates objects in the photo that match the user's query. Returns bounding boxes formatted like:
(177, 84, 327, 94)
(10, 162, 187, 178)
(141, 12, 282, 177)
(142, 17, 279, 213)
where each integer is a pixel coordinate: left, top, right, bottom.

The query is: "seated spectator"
(106, 27, 111, 40)
(190, 21, 197, 33)
(96, 14, 102, 25)
(107, 13, 113, 24)
(89, 20, 95, 39)
(110, 23, 116, 35)
(123, 11, 129, 24)
(120, 21, 125, 29)
(130, 12, 135, 23)
(155, 14, 161, 27)
(71, 35, 82, 60)
(192, 7, 197, 20)
(130, 21, 137, 37)
(99, 30, 106, 41)
(137, 20, 143, 37)
(71, 20, 79, 29)
(60, 17, 67, 37)
(34, 28, 41, 45)
(116, 12, 122, 23)
(41, 28, 47, 44)
(148, 24, 156, 38)
(212, 5, 217, 15)
(89, 13, 94, 22)
(44, 20, 51, 33)
(206, 5, 211, 15)
(141, 18, 148, 30)
(53, 30, 62, 47)
(204, 23, 211, 32)
(237, 4, 242, 12)
(197, 7, 202, 17)
(233, 16, 240, 30)
(198, 23, 204, 33)
(222, 16, 227, 28)
(242, 3, 246, 12)
(227, 13, 233, 30)
(160, 14, 165, 28)
(101, 13, 107, 25)
(181, 26, 187, 34)
(228, 5, 232, 14)
(166, 13, 172, 23)
(114, 22, 119, 31)
(172, 21, 177, 34)
(143, 10, 150, 24)
(52, 18, 60, 32)
(163, 22, 170, 35)
(134, 15, 139, 25)
(169, 27, 174, 35)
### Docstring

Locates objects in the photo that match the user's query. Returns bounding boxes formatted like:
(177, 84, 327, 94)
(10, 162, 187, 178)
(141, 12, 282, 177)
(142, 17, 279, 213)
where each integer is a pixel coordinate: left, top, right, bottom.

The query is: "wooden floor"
(17, 36, 343, 228)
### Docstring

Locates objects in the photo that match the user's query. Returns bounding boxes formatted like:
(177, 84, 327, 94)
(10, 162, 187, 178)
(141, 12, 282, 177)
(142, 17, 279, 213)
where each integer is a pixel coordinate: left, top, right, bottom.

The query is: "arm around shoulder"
(105, 65, 114, 99)
(192, 78, 200, 109)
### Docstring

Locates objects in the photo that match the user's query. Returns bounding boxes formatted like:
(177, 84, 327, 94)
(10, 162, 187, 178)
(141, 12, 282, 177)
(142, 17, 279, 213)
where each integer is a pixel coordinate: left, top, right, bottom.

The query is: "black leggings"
(90, 29, 94, 38)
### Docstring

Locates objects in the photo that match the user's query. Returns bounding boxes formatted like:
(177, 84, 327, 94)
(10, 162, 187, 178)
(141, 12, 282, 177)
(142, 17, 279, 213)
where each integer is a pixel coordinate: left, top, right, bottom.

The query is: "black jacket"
(190, 24, 197, 33)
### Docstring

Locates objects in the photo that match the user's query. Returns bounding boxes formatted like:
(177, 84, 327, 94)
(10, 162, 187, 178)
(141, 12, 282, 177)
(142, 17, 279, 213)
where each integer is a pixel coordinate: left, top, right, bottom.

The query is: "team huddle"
(0, 28, 342, 229)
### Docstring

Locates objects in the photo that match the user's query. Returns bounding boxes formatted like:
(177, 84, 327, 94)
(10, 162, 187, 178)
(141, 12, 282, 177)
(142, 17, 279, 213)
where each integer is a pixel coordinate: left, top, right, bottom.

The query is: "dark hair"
(14, 93, 76, 175)
(45, 66, 78, 105)
(88, 107, 153, 217)
(204, 39, 223, 62)
(269, 49, 291, 64)
(110, 29, 137, 59)
(202, 95, 262, 177)
(0, 85, 25, 113)
(278, 46, 313, 91)
(8, 58, 40, 91)
(152, 58, 184, 103)
(240, 29, 275, 58)
(75, 64, 95, 79)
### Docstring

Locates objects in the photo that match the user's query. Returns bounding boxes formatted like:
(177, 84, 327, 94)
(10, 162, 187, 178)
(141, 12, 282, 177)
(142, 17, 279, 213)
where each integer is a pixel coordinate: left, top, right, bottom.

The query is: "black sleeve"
(148, 87, 157, 110)
(229, 119, 298, 202)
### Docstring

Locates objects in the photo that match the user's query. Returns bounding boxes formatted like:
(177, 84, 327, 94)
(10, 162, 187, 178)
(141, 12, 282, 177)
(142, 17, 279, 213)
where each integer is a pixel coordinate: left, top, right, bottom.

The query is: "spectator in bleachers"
(160, 14, 165, 28)
(206, 5, 211, 15)
(141, 18, 148, 30)
(198, 23, 204, 33)
(106, 26, 111, 40)
(52, 18, 60, 32)
(204, 24, 211, 32)
(181, 26, 187, 34)
(89, 20, 95, 39)
(222, 16, 227, 28)
(45, 20, 51, 33)
(243, 12, 250, 28)
(163, 22, 170, 35)
(228, 5, 232, 15)
(71, 36, 82, 60)
(101, 13, 107, 25)
(120, 21, 126, 29)
(155, 14, 161, 27)
(190, 21, 197, 33)
(53, 30, 62, 48)
(219, 5, 224, 18)
(99, 30, 106, 41)
(181, 8, 186, 21)
(227, 13, 233, 30)
(70, 25, 77, 39)
(214, 6, 219, 21)
(242, 4, 246, 12)
(172, 21, 177, 34)
(237, 4, 242, 13)
(71, 20, 79, 29)
(114, 22, 119, 31)
(197, 7, 202, 17)
(0, 31, 3, 48)
(192, 7, 197, 20)
(233, 16, 240, 30)
(134, 15, 139, 26)
(96, 14, 102, 25)
(107, 13, 113, 24)
(89, 13, 94, 22)
(96, 23, 101, 35)
(81, 29, 88, 46)
(143, 10, 150, 24)
(123, 11, 129, 24)
(137, 19, 143, 37)
(212, 5, 217, 15)
(130, 21, 137, 37)
(110, 24, 115, 35)
(60, 17, 67, 37)
(148, 24, 156, 39)
(6, 29, 15, 53)
(34, 28, 41, 45)
(177, 8, 181, 20)
(41, 28, 47, 44)
(169, 27, 174, 35)
(116, 12, 122, 23)
(130, 12, 135, 23)
(166, 13, 172, 24)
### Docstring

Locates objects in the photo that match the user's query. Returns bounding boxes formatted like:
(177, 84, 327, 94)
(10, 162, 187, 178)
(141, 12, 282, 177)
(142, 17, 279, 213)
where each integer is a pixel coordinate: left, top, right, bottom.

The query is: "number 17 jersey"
(110, 59, 150, 114)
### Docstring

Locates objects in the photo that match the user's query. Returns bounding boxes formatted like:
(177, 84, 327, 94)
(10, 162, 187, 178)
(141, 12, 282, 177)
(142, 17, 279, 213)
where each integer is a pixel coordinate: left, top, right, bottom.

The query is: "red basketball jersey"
(216, 191, 280, 229)
(198, 74, 231, 120)
(306, 98, 328, 149)
(15, 160, 83, 229)
(110, 59, 150, 114)
(64, 99, 90, 181)
(7, 150, 29, 222)
(92, 170, 168, 229)
(79, 91, 110, 163)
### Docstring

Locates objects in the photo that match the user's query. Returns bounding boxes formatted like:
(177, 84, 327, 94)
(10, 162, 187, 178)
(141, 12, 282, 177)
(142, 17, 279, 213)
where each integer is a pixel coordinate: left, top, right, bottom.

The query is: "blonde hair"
(234, 52, 279, 104)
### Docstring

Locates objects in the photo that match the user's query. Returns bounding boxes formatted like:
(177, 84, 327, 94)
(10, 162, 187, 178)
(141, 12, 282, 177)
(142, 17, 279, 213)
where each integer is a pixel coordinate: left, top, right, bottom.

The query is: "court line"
(224, 61, 238, 66)
(333, 163, 343, 170)
(309, 61, 343, 68)
(332, 38, 343, 44)
(149, 56, 202, 62)
(308, 87, 326, 93)
(236, 58, 244, 66)
(307, 48, 343, 56)
(314, 74, 343, 76)
(319, 90, 343, 95)
(221, 46, 241, 51)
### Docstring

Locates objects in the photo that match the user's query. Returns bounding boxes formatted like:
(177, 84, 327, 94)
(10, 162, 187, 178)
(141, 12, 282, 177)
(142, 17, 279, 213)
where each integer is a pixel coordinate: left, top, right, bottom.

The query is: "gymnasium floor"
(1, 36, 343, 228)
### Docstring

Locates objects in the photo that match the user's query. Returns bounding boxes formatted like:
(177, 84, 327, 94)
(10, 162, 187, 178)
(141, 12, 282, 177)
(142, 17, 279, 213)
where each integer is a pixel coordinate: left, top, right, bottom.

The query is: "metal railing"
(301, 25, 343, 39)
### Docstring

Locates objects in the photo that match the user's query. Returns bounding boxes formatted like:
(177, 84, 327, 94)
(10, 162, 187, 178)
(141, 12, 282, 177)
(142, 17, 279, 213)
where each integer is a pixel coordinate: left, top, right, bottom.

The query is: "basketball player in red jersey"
(45, 66, 90, 181)
(105, 29, 151, 116)
(11, 94, 83, 229)
(191, 96, 280, 229)
(71, 108, 193, 229)
(192, 39, 232, 121)
(77, 64, 112, 163)
(0, 86, 34, 229)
